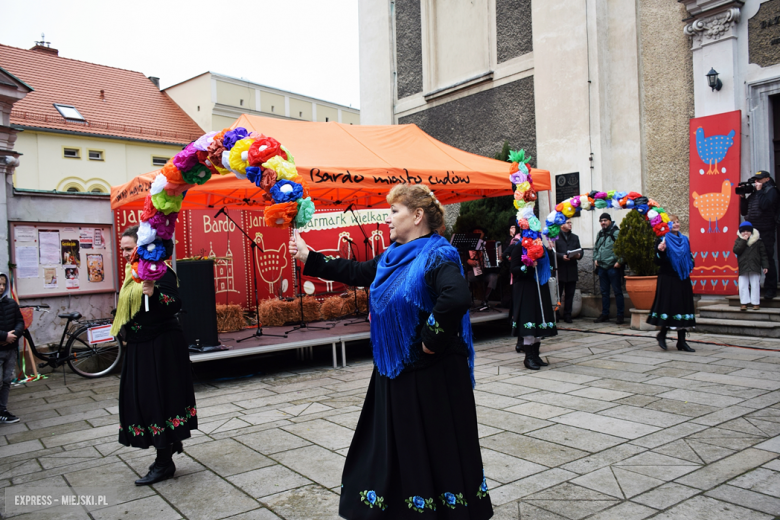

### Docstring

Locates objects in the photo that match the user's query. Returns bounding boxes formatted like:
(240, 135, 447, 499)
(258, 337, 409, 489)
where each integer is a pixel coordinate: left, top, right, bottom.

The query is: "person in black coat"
(554, 219, 581, 323)
(0, 273, 23, 424)
(740, 171, 778, 299)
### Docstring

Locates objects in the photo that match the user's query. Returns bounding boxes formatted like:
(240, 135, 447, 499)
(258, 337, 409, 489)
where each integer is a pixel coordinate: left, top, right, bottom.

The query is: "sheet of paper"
(15, 246, 38, 278)
(39, 231, 61, 266)
(14, 226, 35, 242)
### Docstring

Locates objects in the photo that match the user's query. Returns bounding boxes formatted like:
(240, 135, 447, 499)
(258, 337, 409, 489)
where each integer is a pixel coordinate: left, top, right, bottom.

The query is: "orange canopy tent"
(111, 115, 550, 211)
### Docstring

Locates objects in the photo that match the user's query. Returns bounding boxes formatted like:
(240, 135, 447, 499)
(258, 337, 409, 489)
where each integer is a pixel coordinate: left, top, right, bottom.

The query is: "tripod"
(213, 208, 286, 342)
(286, 228, 331, 335)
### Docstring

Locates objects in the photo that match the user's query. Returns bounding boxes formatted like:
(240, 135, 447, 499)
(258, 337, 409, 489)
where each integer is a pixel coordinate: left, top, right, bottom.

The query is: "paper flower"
(516, 218, 529, 230)
(661, 213, 670, 223)
(594, 199, 607, 209)
(164, 182, 189, 197)
(222, 127, 249, 150)
(197, 150, 219, 176)
(627, 191, 641, 200)
(522, 229, 540, 239)
(263, 156, 297, 180)
(130, 261, 141, 283)
(141, 194, 157, 220)
(161, 161, 185, 185)
(173, 143, 199, 173)
(528, 216, 541, 232)
(295, 197, 315, 227)
(650, 215, 663, 226)
(636, 204, 649, 215)
(524, 190, 537, 202)
(207, 139, 229, 175)
(522, 255, 534, 266)
(561, 203, 576, 218)
(521, 237, 534, 248)
(248, 136, 287, 166)
(653, 222, 669, 236)
(148, 211, 177, 239)
(594, 191, 607, 199)
(570, 196, 581, 208)
(264, 201, 298, 228)
(137, 240, 166, 262)
(647, 210, 659, 220)
(545, 211, 558, 226)
(270, 179, 304, 203)
(281, 145, 295, 165)
(513, 199, 523, 210)
(137, 221, 157, 247)
(246, 166, 263, 187)
(516, 181, 531, 193)
(138, 258, 167, 280)
(607, 190, 616, 198)
(615, 191, 628, 200)
(526, 244, 544, 260)
(554, 212, 567, 225)
(580, 195, 591, 210)
(193, 131, 217, 152)
(520, 207, 535, 220)
(634, 196, 649, 207)
(151, 191, 183, 215)
(181, 164, 211, 185)
(228, 137, 255, 175)
(290, 175, 310, 198)
(150, 173, 168, 196)
(509, 171, 528, 185)
(547, 224, 561, 238)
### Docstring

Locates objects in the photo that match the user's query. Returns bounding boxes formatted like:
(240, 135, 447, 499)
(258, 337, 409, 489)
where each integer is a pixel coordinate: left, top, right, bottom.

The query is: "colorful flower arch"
(131, 127, 313, 283)
(508, 149, 671, 266)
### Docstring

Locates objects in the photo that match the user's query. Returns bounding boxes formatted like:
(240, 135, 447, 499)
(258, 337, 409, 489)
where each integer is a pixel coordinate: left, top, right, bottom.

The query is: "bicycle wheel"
(66, 326, 123, 378)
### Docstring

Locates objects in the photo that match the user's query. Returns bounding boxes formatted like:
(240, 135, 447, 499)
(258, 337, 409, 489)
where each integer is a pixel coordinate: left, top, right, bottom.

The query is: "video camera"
(736, 180, 756, 196)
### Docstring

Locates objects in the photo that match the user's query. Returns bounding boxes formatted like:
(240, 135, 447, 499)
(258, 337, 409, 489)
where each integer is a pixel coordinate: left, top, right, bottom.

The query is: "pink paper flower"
(137, 258, 167, 280)
(148, 211, 178, 240)
(173, 143, 199, 173)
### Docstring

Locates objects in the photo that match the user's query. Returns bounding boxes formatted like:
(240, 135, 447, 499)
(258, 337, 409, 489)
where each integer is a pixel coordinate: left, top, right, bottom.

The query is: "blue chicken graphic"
(696, 127, 735, 175)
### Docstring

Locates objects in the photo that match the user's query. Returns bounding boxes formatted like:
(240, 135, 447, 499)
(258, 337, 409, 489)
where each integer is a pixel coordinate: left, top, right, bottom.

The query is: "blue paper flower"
(137, 240, 166, 262)
(270, 180, 304, 203)
(636, 204, 649, 215)
(222, 127, 249, 150)
(246, 166, 263, 187)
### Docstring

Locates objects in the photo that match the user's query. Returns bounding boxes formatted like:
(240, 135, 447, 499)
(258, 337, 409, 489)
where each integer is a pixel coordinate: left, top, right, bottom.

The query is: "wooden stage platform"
(191, 308, 510, 368)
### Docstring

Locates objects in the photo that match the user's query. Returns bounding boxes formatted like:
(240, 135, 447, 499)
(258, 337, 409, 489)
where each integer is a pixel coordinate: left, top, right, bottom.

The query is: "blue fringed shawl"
(369, 234, 475, 386)
(664, 232, 694, 280)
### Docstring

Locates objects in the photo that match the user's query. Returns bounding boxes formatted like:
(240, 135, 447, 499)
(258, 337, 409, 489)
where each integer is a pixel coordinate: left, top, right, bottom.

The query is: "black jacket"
(740, 179, 778, 230)
(733, 229, 770, 275)
(0, 273, 24, 351)
(555, 231, 581, 283)
(653, 235, 695, 278)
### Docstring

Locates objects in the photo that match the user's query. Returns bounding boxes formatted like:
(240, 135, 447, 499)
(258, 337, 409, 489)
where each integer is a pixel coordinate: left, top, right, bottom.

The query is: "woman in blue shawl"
(646, 215, 696, 352)
(290, 185, 492, 520)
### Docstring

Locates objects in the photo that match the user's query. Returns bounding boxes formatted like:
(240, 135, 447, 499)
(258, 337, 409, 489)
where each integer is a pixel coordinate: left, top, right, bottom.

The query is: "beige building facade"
(164, 72, 361, 132)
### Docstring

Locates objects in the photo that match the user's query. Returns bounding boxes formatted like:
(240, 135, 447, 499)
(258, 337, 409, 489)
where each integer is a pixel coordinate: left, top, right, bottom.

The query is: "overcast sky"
(2, 0, 361, 108)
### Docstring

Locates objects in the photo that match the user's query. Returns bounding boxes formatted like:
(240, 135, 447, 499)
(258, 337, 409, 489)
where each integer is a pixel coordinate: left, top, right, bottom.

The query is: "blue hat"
(739, 221, 753, 232)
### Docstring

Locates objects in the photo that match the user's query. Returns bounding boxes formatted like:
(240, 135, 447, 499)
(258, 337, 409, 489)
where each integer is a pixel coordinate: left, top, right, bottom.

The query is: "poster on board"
(65, 268, 79, 289)
(43, 268, 57, 289)
(61, 240, 80, 267)
(87, 255, 104, 283)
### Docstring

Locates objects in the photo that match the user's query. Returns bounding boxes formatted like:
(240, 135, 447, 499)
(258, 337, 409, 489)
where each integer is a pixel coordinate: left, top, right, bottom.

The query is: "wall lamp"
(707, 68, 722, 92)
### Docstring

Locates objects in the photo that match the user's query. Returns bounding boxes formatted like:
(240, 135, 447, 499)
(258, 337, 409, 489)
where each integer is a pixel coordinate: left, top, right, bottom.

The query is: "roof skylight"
(53, 104, 85, 121)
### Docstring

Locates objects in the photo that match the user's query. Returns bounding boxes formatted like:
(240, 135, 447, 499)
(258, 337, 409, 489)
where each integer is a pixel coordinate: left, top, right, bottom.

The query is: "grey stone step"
(727, 295, 780, 308)
(699, 304, 780, 322)
(695, 317, 780, 338)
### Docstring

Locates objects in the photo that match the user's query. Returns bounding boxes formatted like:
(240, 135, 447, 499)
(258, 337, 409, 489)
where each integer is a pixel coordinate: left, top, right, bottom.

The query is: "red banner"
(689, 110, 740, 295)
(113, 208, 391, 307)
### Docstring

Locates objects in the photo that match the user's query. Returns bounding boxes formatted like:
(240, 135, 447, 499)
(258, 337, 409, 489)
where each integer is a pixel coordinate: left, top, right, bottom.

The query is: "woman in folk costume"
(113, 226, 197, 486)
(646, 215, 696, 352)
(290, 185, 492, 519)
(510, 238, 557, 369)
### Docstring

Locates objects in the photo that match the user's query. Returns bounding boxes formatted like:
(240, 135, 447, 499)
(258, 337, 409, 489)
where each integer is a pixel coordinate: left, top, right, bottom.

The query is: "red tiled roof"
(0, 44, 204, 145)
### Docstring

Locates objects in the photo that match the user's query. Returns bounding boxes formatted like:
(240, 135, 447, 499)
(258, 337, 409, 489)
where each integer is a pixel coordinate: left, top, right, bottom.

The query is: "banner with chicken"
(689, 110, 740, 295)
(114, 207, 390, 307)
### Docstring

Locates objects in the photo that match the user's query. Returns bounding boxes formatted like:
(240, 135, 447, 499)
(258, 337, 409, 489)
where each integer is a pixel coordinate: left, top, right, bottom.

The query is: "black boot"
(532, 342, 549, 367)
(656, 327, 668, 350)
(515, 336, 524, 354)
(524, 344, 540, 371)
(148, 441, 183, 471)
(136, 447, 176, 486)
(676, 329, 695, 352)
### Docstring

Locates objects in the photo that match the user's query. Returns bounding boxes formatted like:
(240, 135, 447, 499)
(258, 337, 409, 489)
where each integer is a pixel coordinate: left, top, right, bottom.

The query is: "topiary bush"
(613, 210, 659, 276)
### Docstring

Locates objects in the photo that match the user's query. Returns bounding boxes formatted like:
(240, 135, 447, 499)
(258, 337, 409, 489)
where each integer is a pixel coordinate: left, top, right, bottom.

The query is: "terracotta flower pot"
(624, 275, 658, 311)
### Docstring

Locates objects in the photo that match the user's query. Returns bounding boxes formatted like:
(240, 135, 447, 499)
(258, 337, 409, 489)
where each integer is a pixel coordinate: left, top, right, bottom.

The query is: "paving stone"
(675, 448, 778, 490)
(41, 424, 118, 448)
(517, 502, 567, 520)
(568, 387, 633, 402)
(473, 390, 527, 410)
(481, 447, 547, 484)
(281, 419, 355, 451)
(560, 444, 646, 475)
(480, 432, 588, 467)
(705, 484, 780, 516)
(123, 452, 206, 479)
(476, 407, 552, 435)
(552, 411, 660, 440)
(632, 482, 699, 510)
(570, 467, 623, 498)
(655, 389, 744, 408)
(220, 509, 282, 520)
(613, 395, 660, 407)
(525, 483, 620, 519)
(685, 371, 780, 391)
(154, 470, 259, 520)
(691, 405, 756, 427)
(477, 381, 540, 397)
(524, 392, 619, 413)
(237, 428, 312, 455)
(7, 421, 87, 443)
(64, 460, 155, 510)
(527, 424, 625, 453)
(263, 484, 341, 519)
(489, 468, 575, 506)
(611, 467, 665, 498)
(585, 378, 668, 395)
(644, 398, 718, 417)
(504, 402, 572, 419)
(584, 500, 656, 520)
(38, 446, 102, 470)
(228, 464, 312, 498)
(185, 438, 274, 477)
(651, 440, 704, 464)
(729, 467, 780, 495)
(685, 440, 736, 464)
(754, 434, 780, 453)
(500, 375, 587, 394)
(651, 495, 773, 520)
(271, 445, 345, 489)
(527, 371, 602, 385)
(90, 495, 183, 520)
(0, 440, 44, 460)
(630, 422, 708, 449)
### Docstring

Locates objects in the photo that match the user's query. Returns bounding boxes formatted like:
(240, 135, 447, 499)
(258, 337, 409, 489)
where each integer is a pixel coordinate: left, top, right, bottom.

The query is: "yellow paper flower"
(517, 181, 531, 192)
(660, 213, 670, 223)
(263, 156, 298, 180)
(562, 202, 576, 218)
(228, 138, 255, 175)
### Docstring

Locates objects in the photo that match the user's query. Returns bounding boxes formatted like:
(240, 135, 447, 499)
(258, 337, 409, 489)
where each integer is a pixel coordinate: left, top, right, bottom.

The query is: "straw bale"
(215, 304, 245, 332)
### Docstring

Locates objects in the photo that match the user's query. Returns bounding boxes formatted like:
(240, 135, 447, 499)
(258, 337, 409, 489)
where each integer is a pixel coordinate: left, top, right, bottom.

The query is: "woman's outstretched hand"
(289, 230, 310, 264)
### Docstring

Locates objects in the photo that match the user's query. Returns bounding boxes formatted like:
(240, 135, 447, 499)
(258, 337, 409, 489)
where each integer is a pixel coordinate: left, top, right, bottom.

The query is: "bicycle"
(20, 304, 124, 379)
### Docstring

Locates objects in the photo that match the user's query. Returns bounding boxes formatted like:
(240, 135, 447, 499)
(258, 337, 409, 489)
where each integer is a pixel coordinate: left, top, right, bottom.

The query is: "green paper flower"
(151, 191, 183, 215)
(181, 163, 212, 185)
(294, 197, 315, 227)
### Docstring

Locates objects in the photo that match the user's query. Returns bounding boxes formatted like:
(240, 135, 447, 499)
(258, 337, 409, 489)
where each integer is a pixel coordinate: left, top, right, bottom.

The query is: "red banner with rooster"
(689, 110, 740, 295)
(113, 207, 391, 308)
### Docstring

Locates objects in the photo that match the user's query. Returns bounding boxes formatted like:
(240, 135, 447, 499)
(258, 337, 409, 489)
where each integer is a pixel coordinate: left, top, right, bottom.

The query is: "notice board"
(10, 222, 116, 298)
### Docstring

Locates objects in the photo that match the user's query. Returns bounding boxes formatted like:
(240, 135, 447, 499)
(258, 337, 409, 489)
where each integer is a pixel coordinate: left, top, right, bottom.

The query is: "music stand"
(451, 233, 491, 310)
(213, 208, 286, 342)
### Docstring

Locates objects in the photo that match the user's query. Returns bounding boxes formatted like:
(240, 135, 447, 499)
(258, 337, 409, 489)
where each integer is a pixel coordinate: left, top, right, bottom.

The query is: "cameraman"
(739, 170, 778, 299)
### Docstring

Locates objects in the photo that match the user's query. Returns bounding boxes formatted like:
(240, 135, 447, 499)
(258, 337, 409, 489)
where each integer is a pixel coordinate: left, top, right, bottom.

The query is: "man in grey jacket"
(593, 213, 624, 324)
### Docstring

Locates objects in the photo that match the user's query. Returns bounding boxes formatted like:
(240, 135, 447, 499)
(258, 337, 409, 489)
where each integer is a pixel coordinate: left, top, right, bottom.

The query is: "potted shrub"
(613, 210, 659, 310)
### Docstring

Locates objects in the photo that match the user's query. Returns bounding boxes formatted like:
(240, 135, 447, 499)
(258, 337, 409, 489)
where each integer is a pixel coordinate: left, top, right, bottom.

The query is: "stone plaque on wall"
(555, 172, 580, 210)
(750, 0, 780, 68)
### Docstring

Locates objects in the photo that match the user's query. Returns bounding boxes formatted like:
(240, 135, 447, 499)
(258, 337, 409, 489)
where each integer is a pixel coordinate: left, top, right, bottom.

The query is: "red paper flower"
(653, 222, 669, 236)
(260, 169, 277, 192)
(248, 136, 288, 166)
(141, 194, 157, 221)
(521, 237, 534, 248)
(526, 244, 544, 260)
(196, 150, 219, 176)
(523, 190, 537, 202)
(627, 191, 642, 200)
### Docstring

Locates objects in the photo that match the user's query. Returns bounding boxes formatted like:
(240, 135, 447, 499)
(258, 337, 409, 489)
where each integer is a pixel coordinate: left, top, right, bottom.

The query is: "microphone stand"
(342, 238, 369, 325)
(213, 208, 286, 341)
(342, 204, 371, 325)
(286, 227, 331, 335)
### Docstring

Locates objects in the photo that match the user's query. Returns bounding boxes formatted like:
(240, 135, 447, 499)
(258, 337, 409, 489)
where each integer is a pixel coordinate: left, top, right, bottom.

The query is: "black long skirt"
(118, 329, 198, 449)
(339, 354, 493, 519)
(511, 278, 558, 338)
(646, 273, 696, 329)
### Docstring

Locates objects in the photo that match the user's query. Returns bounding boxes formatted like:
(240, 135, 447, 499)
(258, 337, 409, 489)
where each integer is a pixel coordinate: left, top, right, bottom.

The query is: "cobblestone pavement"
(2, 320, 780, 519)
